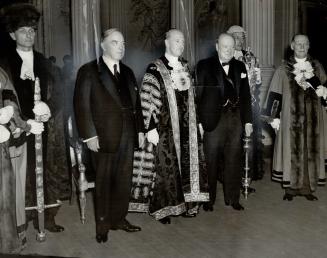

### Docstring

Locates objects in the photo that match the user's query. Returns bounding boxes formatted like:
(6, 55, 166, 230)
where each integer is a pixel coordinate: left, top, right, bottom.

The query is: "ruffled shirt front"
(16, 49, 35, 81)
(165, 53, 190, 91)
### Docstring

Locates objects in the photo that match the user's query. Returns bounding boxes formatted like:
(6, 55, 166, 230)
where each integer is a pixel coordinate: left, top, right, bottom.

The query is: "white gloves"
(0, 125, 10, 143)
(245, 123, 253, 137)
(316, 85, 327, 99)
(27, 119, 44, 135)
(0, 106, 14, 124)
(270, 118, 280, 131)
(33, 101, 51, 122)
(147, 128, 159, 146)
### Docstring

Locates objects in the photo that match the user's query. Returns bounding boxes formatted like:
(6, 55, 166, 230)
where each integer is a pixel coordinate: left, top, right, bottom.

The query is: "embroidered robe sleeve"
(140, 63, 162, 131)
(0, 68, 31, 145)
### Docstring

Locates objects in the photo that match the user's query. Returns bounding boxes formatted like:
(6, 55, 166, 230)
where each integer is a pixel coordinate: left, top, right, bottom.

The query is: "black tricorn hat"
(3, 3, 40, 32)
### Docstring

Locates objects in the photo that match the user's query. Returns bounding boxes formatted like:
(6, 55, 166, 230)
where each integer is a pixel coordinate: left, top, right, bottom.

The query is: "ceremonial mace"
(76, 141, 94, 224)
(242, 135, 251, 199)
(67, 117, 94, 224)
(25, 77, 61, 242)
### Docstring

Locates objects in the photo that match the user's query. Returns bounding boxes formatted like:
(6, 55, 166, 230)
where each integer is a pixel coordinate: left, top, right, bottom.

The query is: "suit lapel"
(98, 58, 122, 107)
(120, 63, 136, 109)
(230, 58, 240, 95)
(212, 56, 225, 93)
(226, 59, 235, 89)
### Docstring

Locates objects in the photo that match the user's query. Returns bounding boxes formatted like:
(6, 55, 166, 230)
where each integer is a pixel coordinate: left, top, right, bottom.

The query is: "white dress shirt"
(102, 55, 120, 75)
(220, 60, 230, 75)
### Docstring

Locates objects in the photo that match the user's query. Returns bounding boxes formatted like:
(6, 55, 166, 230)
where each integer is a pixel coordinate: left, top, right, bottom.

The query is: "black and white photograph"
(0, 0, 327, 257)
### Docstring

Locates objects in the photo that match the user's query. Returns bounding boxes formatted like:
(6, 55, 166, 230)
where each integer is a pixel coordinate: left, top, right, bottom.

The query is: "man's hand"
(27, 119, 44, 135)
(198, 123, 204, 139)
(86, 137, 100, 152)
(147, 129, 159, 146)
(316, 85, 327, 99)
(0, 106, 14, 124)
(245, 123, 253, 137)
(138, 132, 145, 149)
(33, 101, 51, 122)
(269, 118, 280, 131)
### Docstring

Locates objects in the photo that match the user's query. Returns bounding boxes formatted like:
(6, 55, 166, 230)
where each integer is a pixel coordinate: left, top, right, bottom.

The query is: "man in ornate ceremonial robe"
(196, 33, 253, 211)
(227, 25, 264, 182)
(264, 34, 327, 201)
(0, 3, 65, 239)
(139, 29, 209, 224)
(0, 67, 22, 253)
(74, 29, 144, 243)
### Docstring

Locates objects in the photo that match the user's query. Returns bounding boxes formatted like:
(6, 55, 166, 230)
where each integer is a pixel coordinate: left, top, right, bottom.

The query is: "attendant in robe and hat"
(0, 3, 65, 241)
(227, 25, 264, 183)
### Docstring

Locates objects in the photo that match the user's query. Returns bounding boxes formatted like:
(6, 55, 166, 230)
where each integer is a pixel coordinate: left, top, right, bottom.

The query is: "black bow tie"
(222, 62, 230, 67)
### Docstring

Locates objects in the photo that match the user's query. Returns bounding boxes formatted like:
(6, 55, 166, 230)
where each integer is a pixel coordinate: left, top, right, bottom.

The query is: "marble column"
(101, 0, 128, 35)
(171, 0, 195, 67)
(71, 0, 101, 69)
(274, 0, 298, 67)
(242, 0, 275, 106)
(31, 0, 51, 57)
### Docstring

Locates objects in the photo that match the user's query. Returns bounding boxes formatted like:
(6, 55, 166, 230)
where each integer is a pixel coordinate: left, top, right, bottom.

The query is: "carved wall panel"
(101, 0, 171, 83)
(194, 0, 240, 61)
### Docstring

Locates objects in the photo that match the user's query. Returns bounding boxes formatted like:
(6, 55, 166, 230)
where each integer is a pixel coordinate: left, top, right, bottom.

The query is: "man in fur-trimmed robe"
(0, 67, 22, 253)
(139, 29, 209, 224)
(0, 3, 65, 237)
(264, 34, 327, 201)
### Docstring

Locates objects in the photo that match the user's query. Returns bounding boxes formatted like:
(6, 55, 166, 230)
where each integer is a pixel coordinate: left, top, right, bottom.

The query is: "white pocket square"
(241, 73, 247, 79)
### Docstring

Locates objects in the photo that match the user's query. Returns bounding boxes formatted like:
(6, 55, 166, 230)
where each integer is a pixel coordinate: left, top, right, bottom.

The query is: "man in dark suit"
(74, 28, 144, 243)
(196, 33, 253, 211)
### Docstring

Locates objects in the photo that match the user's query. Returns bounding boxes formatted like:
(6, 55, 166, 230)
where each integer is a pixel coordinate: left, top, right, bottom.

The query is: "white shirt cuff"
(83, 136, 98, 143)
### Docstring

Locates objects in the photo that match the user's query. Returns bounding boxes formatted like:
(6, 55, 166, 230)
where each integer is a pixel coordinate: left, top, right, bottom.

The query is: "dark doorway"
(300, 0, 327, 71)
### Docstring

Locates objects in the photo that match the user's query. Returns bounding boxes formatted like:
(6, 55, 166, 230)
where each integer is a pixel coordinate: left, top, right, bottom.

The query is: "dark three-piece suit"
(196, 55, 252, 206)
(74, 57, 144, 235)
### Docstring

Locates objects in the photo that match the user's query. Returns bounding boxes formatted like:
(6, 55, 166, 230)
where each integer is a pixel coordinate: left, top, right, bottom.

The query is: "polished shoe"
(96, 233, 108, 243)
(283, 193, 294, 201)
(159, 217, 171, 224)
(203, 203, 214, 212)
(231, 203, 244, 211)
(45, 223, 65, 233)
(304, 194, 318, 201)
(112, 219, 141, 232)
(181, 212, 196, 218)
